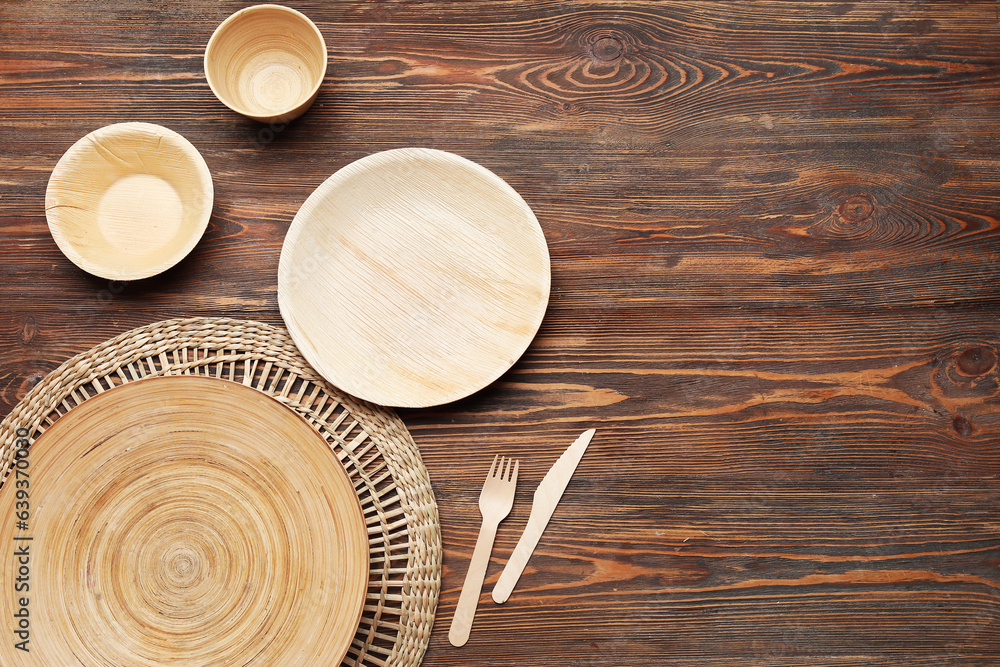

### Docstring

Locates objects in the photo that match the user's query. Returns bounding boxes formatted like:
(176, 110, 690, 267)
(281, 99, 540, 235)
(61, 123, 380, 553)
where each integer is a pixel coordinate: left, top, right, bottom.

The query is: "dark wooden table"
(3, 1, 1000, 664)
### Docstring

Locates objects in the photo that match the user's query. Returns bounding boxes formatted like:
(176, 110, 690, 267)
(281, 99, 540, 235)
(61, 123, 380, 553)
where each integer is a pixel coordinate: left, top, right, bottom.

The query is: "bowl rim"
(45, 121, 214, 281)
(204, 3, 328, 121)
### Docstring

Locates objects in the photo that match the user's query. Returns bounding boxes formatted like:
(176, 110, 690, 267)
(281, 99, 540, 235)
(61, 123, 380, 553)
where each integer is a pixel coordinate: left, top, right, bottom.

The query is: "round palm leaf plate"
(278, 147, 551, 408)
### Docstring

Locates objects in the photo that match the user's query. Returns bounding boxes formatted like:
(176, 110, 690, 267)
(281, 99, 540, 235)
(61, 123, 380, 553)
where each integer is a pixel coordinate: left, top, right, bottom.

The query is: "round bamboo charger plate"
(0, 318, 441, 667)
(0, 375, 367, 665)
(45, 122, 213, 281)
(278, 147, 551, 408)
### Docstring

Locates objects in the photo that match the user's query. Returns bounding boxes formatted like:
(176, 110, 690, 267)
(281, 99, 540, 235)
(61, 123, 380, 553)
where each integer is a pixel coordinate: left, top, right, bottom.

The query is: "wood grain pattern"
(2, 1, 999, 664)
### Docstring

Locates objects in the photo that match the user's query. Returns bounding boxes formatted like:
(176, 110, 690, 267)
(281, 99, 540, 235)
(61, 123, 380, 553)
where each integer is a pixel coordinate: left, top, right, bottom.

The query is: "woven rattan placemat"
(0, 317, 441, 667)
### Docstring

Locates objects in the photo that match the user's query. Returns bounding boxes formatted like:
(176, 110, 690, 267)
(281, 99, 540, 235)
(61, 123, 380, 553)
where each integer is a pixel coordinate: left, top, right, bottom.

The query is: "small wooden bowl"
(45, 122, 213, 281)
(205, 4, 327, 124)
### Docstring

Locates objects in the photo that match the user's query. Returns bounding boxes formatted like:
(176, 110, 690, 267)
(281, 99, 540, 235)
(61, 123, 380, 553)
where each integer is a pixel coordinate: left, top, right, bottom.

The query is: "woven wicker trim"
(0, 317, 441, 667)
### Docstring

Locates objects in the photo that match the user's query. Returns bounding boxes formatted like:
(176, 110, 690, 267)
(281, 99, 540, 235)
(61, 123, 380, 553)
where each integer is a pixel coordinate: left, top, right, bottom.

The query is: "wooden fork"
(448, 454, 519, 647)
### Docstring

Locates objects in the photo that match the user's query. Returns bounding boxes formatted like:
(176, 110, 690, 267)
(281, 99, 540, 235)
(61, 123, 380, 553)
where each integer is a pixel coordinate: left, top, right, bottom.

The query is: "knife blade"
(491, 428, 595, 604)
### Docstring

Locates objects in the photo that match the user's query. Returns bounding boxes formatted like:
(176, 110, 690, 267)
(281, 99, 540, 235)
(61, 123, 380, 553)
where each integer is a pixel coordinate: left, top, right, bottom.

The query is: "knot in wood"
(592, 36, 624, 62)
(837, 195, 875, 224)
(952, 415, 974, 437)
(19, 315, 38, 345)
(956, 346, 997, 378)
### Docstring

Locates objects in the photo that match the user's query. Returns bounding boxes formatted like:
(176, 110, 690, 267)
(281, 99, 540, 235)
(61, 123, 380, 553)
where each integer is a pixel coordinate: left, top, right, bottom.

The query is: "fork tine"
(509, 459, 519, 482)
(487, 453, 499, 479)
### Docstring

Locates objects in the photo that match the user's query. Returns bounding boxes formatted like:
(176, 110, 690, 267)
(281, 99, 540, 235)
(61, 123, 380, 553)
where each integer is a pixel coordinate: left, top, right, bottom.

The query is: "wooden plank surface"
(2, 1, 999, 664)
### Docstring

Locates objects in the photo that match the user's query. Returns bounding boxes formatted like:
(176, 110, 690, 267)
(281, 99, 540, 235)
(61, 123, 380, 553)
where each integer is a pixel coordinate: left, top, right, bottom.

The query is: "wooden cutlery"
(450, 428, 595, 646)
(492, 429, 595, 604)
(448, 455, 519, 647)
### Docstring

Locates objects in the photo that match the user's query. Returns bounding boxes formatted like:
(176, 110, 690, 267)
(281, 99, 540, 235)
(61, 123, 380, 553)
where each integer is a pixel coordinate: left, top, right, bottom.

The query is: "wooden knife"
(491, 428, 596, 604)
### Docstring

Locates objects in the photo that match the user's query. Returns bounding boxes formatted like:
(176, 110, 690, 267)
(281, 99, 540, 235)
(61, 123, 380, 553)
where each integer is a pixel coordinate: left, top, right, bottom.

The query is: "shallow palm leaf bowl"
(45, 122, 213, 281)
(0, 375, 368, 665)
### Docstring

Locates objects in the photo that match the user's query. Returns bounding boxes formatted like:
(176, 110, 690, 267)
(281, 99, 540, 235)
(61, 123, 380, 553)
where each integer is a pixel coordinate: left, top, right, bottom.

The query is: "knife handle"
(491, 514, 545, 604)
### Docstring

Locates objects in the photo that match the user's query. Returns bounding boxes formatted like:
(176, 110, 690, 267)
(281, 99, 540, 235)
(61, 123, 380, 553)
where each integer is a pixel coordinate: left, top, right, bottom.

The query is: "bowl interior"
(206, 5, 326, 119)
(45, 122, 213, 281)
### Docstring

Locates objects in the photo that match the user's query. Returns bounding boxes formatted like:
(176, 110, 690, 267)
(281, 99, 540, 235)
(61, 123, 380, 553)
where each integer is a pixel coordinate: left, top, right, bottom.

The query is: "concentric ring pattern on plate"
(0, 375, 368, 666)
(278, 147, 551, 408)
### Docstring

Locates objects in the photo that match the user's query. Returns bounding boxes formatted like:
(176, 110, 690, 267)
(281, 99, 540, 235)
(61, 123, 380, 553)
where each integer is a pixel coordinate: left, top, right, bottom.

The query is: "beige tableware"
(0, 316, 442, 666)
(44, 121, 213, 281)
(449, 455, 519, 647)
(492, 429, 595, 604)
(205, 4, 327, 123)
(0, 375, 368, 665)
(278, 147, 551, 408)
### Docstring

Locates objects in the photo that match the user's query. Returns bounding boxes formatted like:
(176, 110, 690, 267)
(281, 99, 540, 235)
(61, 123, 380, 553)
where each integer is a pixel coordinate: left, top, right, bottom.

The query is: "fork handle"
(448, 518, 500, 647)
